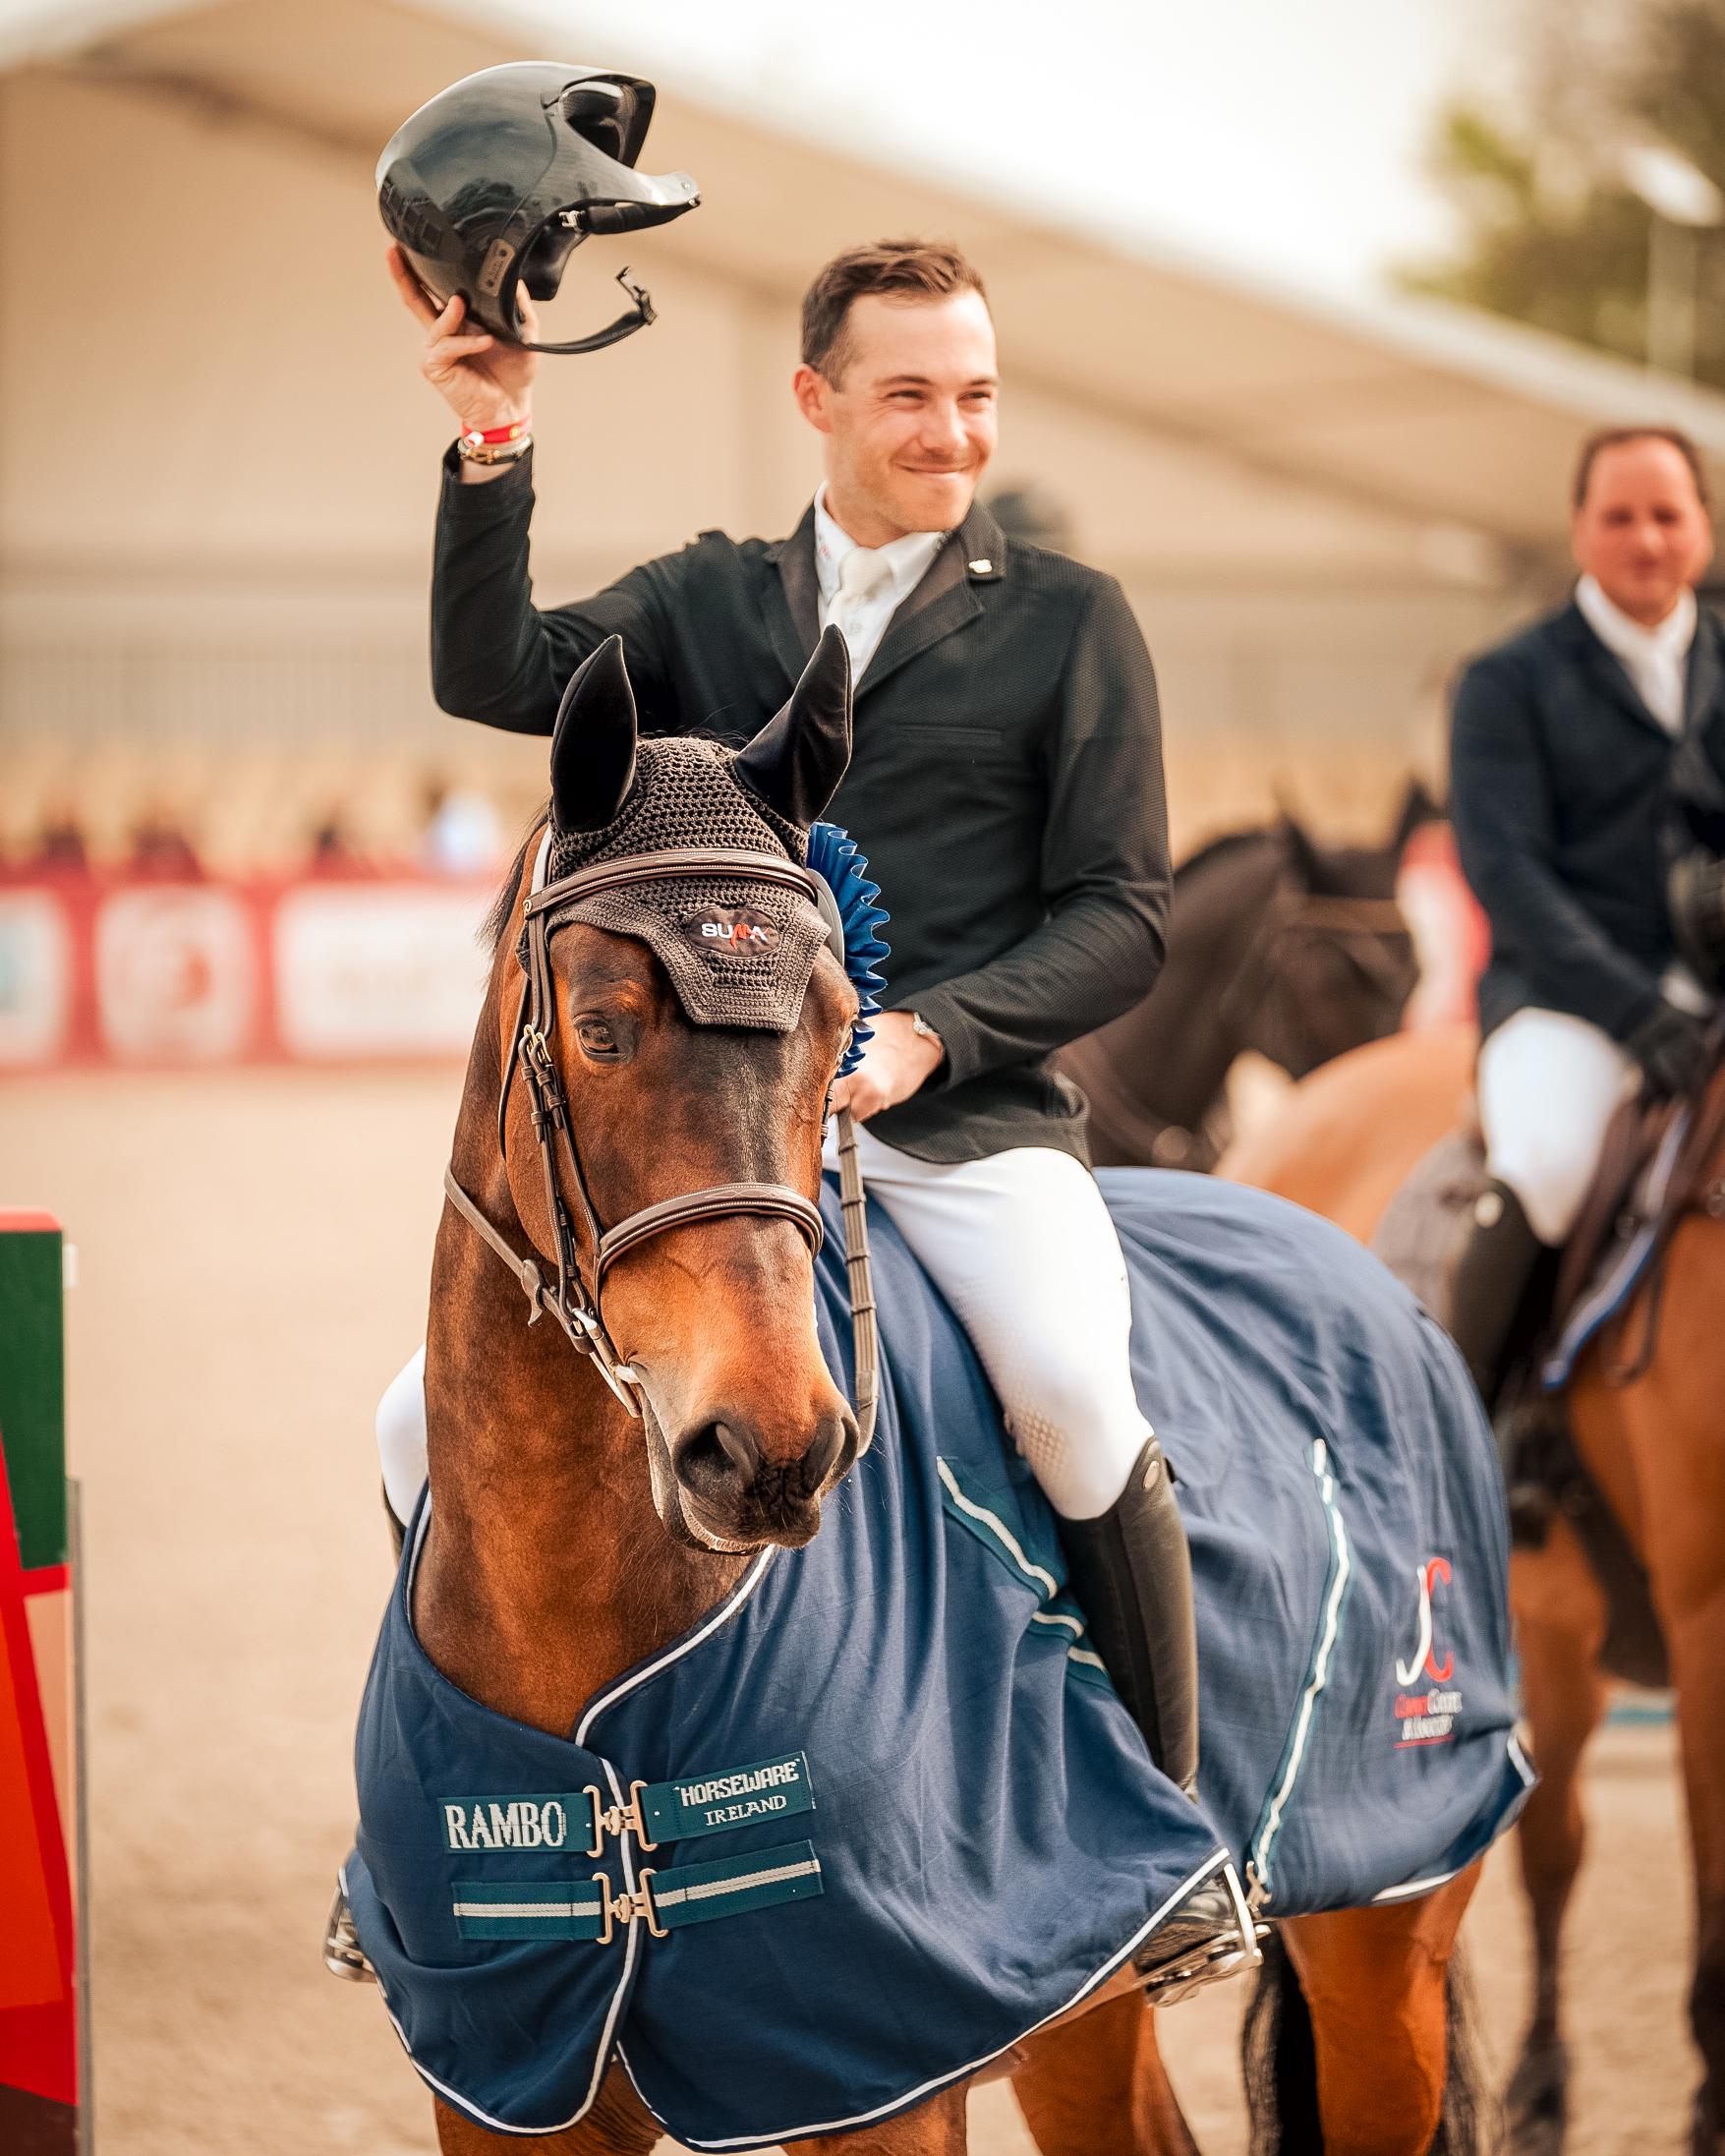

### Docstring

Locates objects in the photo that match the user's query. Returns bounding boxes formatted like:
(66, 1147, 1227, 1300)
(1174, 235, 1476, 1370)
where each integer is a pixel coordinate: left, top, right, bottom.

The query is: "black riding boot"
(1447, 1180, 1567, 1542)
(1061, 1433, 1251, 2000)
(1062, 1433, 1199, 1790)
(1447, 1179, 1548, 1407)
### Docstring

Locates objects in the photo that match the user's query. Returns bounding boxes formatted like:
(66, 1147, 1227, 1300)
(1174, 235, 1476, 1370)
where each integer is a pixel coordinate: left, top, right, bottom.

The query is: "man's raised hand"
(386, 243, 538, 435)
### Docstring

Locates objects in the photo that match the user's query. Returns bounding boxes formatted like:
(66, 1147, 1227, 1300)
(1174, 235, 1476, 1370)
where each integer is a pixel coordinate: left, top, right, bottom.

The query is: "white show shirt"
(812, 490, 946, 679)
(1575, 573, 1696, 736)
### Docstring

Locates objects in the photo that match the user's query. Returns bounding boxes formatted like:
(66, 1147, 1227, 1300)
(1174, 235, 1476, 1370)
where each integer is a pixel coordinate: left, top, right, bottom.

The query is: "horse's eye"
(577, 1018, 618, 1057)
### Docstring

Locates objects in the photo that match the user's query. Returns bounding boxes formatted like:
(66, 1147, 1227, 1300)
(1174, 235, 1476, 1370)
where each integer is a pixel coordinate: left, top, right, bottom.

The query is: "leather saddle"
(1368, 1068, 1724, 1691)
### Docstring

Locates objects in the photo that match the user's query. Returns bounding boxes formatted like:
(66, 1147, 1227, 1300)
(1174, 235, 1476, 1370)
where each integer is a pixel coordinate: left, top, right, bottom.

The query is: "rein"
(1600, 1042, 1725, 1386)
(444, 837, 879, 1448)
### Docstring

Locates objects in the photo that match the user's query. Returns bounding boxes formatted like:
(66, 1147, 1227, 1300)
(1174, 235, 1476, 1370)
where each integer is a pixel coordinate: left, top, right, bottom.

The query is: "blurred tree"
(1402, 0, 1725, 387)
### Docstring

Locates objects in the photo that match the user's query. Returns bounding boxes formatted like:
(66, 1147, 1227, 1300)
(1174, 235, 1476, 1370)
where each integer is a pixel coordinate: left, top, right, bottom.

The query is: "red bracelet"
(458, 416, 532, 446)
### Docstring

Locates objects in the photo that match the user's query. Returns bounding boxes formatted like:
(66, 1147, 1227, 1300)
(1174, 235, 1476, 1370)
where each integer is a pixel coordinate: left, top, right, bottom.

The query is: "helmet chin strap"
(506, 263, 658, 357)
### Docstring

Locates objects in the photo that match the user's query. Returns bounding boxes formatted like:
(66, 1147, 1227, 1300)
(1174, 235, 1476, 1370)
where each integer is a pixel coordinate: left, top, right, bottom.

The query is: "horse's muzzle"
(669, 1408, 858, 1549)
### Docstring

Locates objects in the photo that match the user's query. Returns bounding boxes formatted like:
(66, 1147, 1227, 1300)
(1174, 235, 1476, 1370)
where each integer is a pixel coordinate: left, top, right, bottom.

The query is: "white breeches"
(823, 1125, 1153, 1520)
(1476, 1008, 1639, 1246)
(375, 1129, 1151, 1528)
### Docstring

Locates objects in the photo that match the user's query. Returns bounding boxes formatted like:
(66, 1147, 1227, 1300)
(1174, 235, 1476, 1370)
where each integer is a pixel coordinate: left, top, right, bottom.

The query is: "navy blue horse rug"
(344, 1169, 1531, 2147)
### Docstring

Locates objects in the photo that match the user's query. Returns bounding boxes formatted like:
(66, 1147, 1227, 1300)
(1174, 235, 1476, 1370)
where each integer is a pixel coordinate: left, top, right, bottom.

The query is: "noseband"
(443, 837, 879, 1449)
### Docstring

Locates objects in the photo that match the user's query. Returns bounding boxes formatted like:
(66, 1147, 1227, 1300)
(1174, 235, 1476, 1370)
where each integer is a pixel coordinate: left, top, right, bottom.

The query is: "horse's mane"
(1174, 826, 1279, 886)
(482, 814, 546, 955)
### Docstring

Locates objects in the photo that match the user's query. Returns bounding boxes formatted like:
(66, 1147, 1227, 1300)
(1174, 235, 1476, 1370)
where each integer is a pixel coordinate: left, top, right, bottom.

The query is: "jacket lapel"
(1560, 601, 1671, 739)
(1685, 608, 1724, 736)
(764, 505, 821, 687)
(858, 503, 1005, 699)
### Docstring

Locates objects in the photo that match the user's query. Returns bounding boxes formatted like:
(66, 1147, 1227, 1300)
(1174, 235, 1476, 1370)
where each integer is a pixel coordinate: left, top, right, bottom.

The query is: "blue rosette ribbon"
(807, 821, 890, 1078)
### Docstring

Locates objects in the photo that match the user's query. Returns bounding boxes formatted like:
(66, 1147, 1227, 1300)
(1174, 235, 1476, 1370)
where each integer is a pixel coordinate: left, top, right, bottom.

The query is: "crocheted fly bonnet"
(530, 629, 887, 1070)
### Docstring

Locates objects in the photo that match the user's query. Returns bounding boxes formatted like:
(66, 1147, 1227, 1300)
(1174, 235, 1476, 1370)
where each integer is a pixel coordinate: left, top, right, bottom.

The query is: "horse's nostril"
(799, 1415, 845, 1496)
(674, 1421, 760, 1497)
(712, 1421, 760, 1482)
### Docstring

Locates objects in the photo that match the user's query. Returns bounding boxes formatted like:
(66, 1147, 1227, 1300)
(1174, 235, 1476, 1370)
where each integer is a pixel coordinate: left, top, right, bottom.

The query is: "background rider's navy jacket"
(1450, 598, 1725, 1041)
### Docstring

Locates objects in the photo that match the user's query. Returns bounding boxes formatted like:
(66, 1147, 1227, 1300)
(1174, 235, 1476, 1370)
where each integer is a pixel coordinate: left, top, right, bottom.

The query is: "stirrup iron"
(323, 1884, 376, 1984)
(1136, 1861, 1265, 2008)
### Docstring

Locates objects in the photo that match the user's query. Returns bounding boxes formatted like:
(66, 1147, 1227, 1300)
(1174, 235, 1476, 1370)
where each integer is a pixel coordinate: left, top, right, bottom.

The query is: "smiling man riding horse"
(376, 198, 1239, 1975)
(327, 70, 1546, 2152)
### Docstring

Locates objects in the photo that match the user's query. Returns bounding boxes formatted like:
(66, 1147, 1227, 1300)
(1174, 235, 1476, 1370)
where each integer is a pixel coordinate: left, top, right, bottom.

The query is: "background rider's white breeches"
(822, 1123, 1151, 1520)
(376, 1127, 1152, 1527)
(1476, 1007, 1639, 1247)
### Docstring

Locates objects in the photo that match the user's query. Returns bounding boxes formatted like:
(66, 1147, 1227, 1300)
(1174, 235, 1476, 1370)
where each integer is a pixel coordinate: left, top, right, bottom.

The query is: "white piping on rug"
(630, 1845, 1236, 2152)
(935, 1457, 1060, 1597)
(1248, 1437, 1351, 1901)
(575, 1545, 778, 1746)
(1368, 1730, 1539, 1905)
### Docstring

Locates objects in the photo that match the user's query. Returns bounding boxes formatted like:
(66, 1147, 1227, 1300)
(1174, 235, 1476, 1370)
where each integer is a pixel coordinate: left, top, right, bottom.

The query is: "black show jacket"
(430, 447, 1171, 1163)
(1449, 598, 1725, 1043)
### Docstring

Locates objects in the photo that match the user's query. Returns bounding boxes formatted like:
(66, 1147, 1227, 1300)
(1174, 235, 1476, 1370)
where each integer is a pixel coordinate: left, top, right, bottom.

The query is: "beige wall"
(0, 23, 1545, 851)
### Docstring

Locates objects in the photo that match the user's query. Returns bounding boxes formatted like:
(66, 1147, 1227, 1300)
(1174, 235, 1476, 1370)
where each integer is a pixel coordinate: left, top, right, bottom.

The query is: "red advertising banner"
(0, 874, 494, 1072)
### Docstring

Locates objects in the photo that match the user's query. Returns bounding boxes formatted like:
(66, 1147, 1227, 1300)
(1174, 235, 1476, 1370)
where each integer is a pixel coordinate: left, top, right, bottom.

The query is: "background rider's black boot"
(1447, 1180, 1562, 1542)
(1060, 1433, 1251, 1999)
(1447, 1179, 1548, 1406)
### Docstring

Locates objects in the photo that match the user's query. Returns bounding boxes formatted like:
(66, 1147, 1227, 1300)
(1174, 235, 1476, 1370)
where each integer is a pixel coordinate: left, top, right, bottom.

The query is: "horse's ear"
(734, 624, 853, 826)
(1388, 775, 1442, 855)
(549, 636, 639, 833)
(1279, 812, 1327, 893)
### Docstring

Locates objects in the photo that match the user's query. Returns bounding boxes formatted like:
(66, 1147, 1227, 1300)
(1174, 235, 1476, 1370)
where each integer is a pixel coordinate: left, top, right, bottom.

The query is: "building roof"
(10, 0, 1725, 566)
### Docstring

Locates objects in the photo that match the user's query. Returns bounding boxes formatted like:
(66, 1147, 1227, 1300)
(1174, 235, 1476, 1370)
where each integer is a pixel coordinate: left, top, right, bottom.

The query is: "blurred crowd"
(0, 752, 538, 885)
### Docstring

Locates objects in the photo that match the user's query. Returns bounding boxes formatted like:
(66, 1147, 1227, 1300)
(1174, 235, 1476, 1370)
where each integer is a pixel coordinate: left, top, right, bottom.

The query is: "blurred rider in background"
(1448, 427, 1725, 1413)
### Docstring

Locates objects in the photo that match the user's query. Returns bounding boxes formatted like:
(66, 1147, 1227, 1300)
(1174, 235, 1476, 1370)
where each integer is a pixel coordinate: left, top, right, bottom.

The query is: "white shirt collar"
(812, 488, 947, 608)
(1575, 573, 1697, 669)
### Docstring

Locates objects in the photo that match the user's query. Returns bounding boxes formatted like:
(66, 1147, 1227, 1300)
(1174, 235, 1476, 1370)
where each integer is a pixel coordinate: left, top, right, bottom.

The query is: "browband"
(525, 846, 823, 918)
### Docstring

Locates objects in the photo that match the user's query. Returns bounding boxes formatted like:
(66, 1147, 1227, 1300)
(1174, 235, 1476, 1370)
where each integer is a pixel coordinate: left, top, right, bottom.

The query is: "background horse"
(1059, 787, 1433, 1173)
(1222, 1029, 1725, 2154)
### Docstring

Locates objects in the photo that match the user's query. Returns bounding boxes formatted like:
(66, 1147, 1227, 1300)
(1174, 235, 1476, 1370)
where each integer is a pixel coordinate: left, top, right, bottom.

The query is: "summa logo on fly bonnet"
(680, 904, 781, 958)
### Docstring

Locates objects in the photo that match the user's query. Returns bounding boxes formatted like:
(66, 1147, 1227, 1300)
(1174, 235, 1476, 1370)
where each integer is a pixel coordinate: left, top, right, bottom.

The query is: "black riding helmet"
(376, 63, 700, 356)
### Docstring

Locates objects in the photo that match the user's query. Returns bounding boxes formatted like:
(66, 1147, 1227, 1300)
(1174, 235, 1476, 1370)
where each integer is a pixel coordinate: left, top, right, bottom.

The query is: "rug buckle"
(583, 1778, 659, 1858)
(592, 1866, 666, 1945)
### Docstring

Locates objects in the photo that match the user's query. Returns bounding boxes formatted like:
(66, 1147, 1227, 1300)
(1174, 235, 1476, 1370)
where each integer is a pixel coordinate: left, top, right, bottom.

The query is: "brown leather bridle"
(443, 833, 879, 1448)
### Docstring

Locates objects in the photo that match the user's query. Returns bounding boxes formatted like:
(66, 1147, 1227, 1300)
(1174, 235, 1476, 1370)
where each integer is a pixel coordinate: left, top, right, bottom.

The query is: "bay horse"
(1058, 788, 1433, 1174)
(388, 635, 1489, 2156)
(1222, 1025, 1725, 2153)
